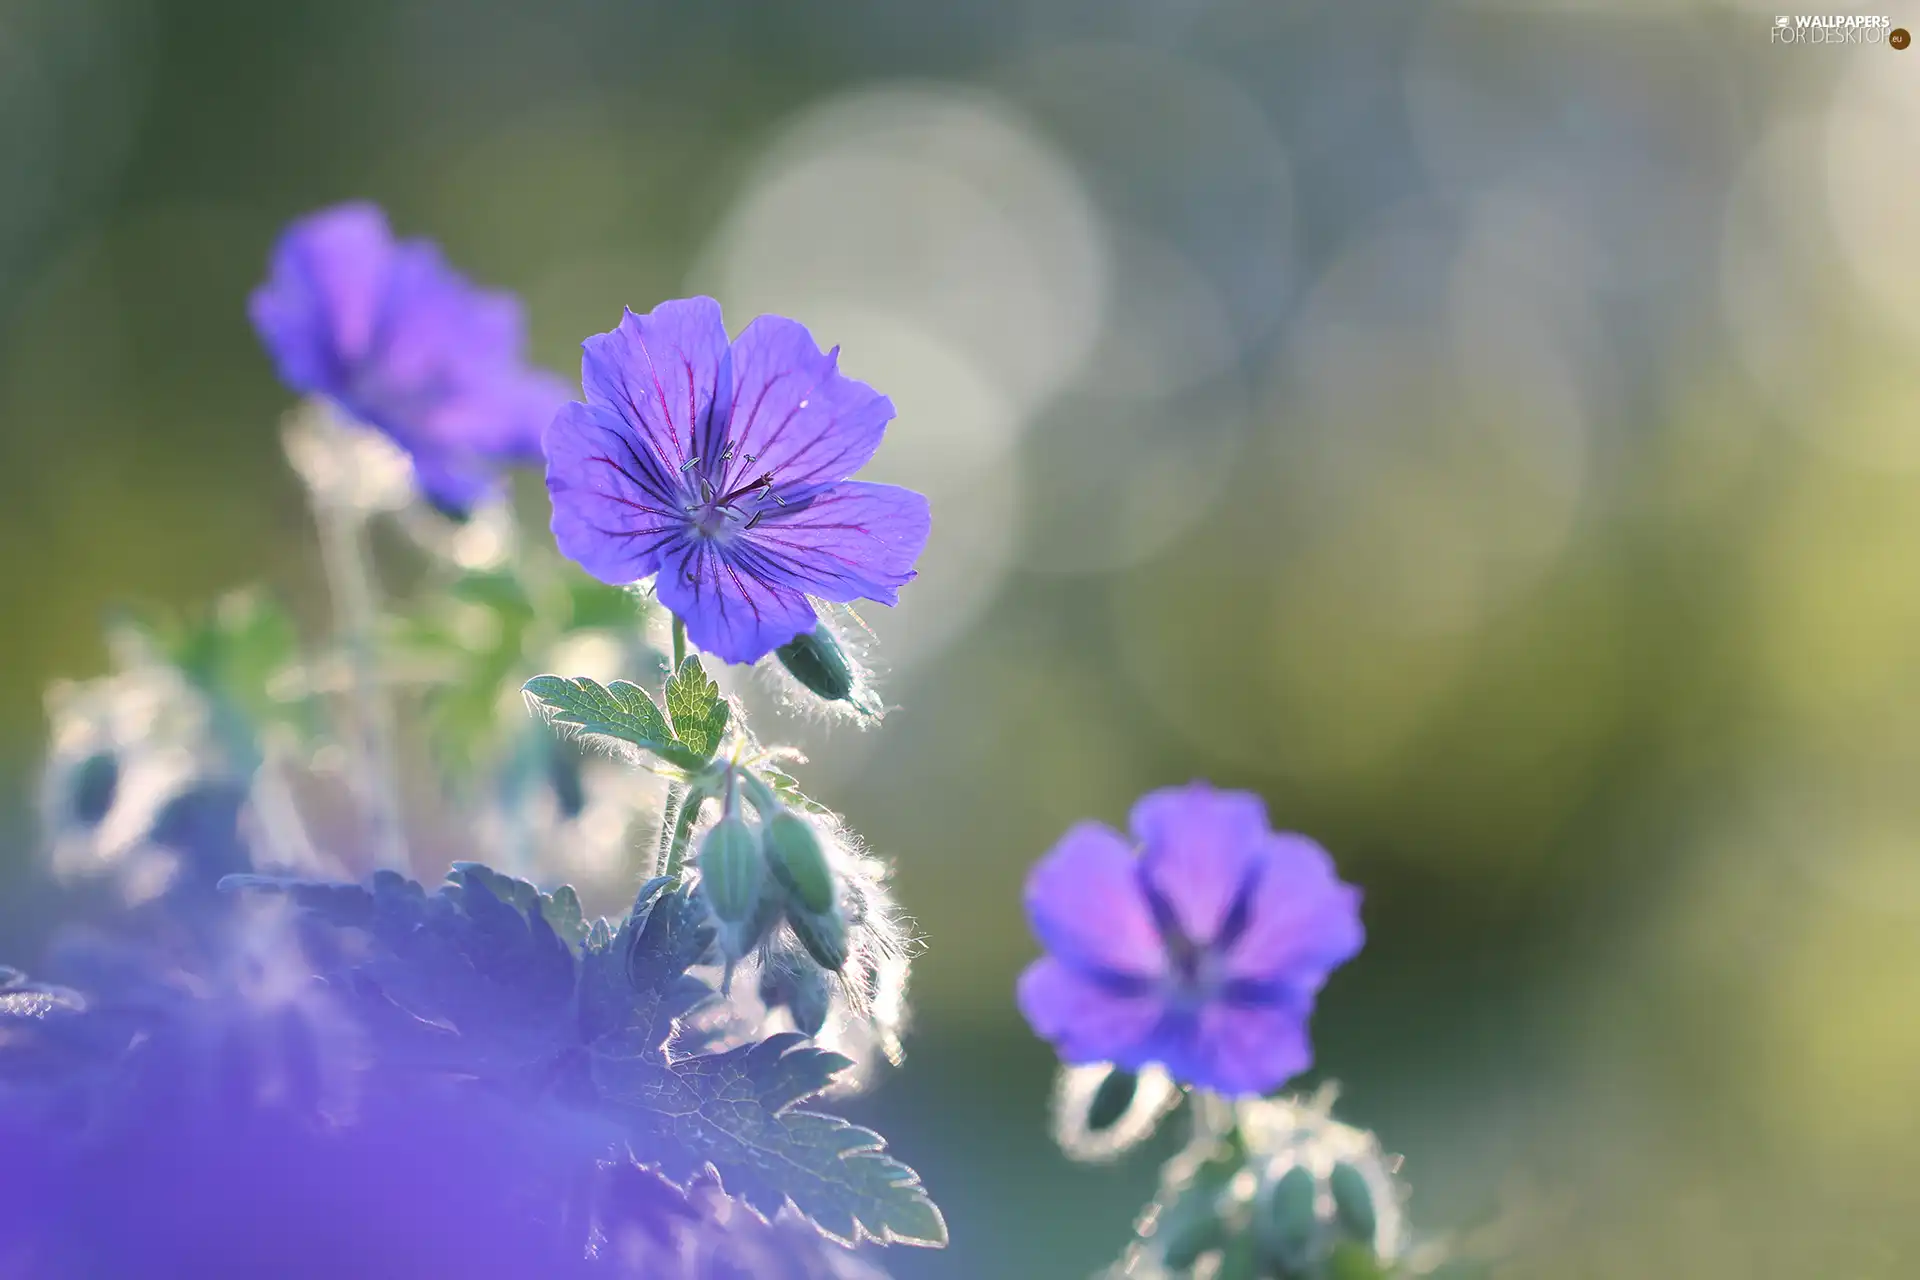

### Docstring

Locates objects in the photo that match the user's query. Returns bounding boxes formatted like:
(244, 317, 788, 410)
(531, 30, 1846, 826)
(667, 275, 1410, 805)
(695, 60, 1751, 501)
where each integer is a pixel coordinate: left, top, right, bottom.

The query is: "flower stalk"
(313, 492, 408, 872)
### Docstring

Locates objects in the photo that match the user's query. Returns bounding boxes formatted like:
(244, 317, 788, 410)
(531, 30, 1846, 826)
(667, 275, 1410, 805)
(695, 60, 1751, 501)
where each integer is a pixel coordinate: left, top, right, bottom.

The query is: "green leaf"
(578, 877, 714, 1053)
(236, 861, 944, 1252)
(664, 656, 730, 761)
(593, 1033, 947, 1247)
(144, 591, 319, 765)
(761, 767, 836, 817)
(523, 674, 704, 771)
(1325, 1240, 1393, 1280)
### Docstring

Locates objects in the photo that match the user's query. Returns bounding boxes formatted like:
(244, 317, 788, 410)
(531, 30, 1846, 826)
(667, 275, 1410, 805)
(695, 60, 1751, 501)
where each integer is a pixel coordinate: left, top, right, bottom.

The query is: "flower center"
(680, 441, 785, 542)
(1135, 859, 1262, 1008)
(1160, 927, 1226, 1006)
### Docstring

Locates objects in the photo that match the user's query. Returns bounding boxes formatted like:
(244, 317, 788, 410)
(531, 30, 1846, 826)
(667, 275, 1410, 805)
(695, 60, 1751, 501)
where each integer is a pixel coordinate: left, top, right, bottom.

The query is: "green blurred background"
(5, 0, 1920, 1274)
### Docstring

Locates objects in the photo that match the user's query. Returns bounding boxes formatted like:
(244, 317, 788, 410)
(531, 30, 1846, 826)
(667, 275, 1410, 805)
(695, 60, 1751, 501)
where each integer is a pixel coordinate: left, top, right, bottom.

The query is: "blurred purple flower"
(1017, 783, 1363, 1097)
(250, 201, 570, 512)
(543, 297, 929, 665)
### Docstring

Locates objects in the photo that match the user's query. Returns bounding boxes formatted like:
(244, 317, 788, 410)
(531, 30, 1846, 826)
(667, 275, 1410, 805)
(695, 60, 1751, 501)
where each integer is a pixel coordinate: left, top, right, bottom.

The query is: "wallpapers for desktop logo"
(1772, 14, 1907, 45)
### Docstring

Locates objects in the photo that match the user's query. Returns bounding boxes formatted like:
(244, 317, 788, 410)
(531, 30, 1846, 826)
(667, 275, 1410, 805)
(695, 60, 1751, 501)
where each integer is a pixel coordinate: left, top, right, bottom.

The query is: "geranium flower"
(542, 297, 929, 665)
(250, 201, 569, 512)
(1017, 784, 1363, 1097)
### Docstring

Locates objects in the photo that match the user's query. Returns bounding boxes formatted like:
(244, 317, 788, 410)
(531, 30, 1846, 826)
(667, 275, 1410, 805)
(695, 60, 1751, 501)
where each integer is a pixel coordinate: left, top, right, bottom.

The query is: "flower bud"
(545, 739, 585, 819)
(1157, 1197, 1227, 1271)
(697, 816, 765, 927)
(1084, 1067, 1138, 1133)
(763, 811, 836, 915)
(759, 954, 832, 1037)
(69, 751, 119, 827)
(1253, 1164, 1319, 1275)
(1211, 1234, 1261, 1280)
(775, 622, 855, 703)
(786, 901, 849, 972)
(1156, 1156, 1238, 1271)
(1329, 1160, 1377, 1249)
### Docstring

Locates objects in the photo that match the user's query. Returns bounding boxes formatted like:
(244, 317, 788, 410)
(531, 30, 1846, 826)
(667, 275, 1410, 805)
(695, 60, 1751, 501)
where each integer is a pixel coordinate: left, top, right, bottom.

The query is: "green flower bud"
(70, 751, 119, 826)
(787, 901, 849, 972)
(1156, 1157, 1238, 1270)
(776, 622, 855, 703)
(545, 739, 585, 819)
(698, 816, 765, 926)
(1329, 1161, 1377, 1249)
(763, 811, 836, 915)
(1158, 1205, 1227, 1273)
(1211, 1233, 1261, 1280)
(759, 954, 832, 1037)
(1085, 1067, 1139, 1133)
(1253, 1165, 1319, 1276)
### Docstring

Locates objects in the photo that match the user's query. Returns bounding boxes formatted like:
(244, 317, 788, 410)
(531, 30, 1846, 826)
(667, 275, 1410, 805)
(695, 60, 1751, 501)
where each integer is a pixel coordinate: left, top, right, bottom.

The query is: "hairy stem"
(662, 790, 704, 882)
(314, 498, 408, 872)
(671, 613, 687, 669)
(653, 782, 685, 879)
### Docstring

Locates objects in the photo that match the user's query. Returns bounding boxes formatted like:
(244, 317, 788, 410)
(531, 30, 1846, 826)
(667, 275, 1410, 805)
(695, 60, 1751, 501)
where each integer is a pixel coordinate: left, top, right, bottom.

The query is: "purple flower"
(1017, 783, 1363, 1097)
(250, 202, 570, 512)
(542, 297, 930, 665)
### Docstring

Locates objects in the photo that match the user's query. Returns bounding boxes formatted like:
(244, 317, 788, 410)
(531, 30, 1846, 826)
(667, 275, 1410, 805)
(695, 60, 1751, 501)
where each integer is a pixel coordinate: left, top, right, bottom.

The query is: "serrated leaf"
(524, 674, 704, 771)
(579, 878, 715, 1051)
(593, 1035, 947, 1247)
(664, 657, 730, 762)
(247, 859, 944, 1253)
(761, 767, 836, 817)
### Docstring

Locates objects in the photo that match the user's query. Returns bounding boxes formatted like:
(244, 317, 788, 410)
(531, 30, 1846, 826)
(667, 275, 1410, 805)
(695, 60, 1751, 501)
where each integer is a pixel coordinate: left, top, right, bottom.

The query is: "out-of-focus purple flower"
(1017, 783, 1363, 1097)
(250, 201, 570, 512)
(543, 298, 930, 665)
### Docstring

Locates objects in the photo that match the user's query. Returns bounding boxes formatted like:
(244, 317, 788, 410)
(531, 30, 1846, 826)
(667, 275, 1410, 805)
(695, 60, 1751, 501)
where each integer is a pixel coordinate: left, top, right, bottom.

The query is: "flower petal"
(581, 298, 730, 477)
(706, 315, 893, 498)
(1160, 997, 1314, 1097)
(1131, 784, 1271, 946)
(423, 369, 573, 466)
(730, 481, 930, 606)
(652, 538, 820, 665)
(544, 401, 689, 585)
(1024, 821, 1167, 979)
(249, 202, 394, 393)
(1017, 959, 1168, 1065)
(1222, 834, 1364, 987)
(371, 243, 524, 395)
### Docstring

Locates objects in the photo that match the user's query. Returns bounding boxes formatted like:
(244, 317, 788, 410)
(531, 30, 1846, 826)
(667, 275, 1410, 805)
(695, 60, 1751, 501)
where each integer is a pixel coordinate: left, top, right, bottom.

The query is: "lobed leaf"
(523, 673, 704, 771)
(595, 1035, 948, 1248)
(664, 656, 731, 762)
(235, 859, 943, 1253)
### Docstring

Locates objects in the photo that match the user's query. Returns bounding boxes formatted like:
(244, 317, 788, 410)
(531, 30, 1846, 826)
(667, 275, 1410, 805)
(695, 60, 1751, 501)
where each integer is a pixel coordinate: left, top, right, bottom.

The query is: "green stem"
(662, 790, 704, 882)
(671, 613, 687, 669)
(314, 497, 408, 872)
(653, 782, 685, 878)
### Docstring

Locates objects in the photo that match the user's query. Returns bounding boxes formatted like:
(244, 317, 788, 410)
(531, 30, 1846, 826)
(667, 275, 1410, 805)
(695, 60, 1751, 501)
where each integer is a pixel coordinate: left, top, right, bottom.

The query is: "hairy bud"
(1085, 1067, 1139, 1133)
(759, 952, 832, 1037)
(1252, 1164, 1318, 1274)
(698, 817, 765, 928)
(787, 901, 849, 972)
(764, 811, 836, 915)
(69, 751, 120, 827)
(775, 623, 855, 703)
(1328, 1161, 1377, 1249)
